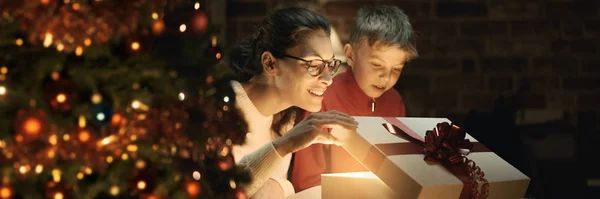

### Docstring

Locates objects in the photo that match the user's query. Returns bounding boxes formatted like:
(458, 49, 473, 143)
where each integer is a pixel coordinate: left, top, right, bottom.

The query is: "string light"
(229, 179, 237, 189)
(178, 92, 185, 101)
(56, 43, 65, 51)
(56, 93, 67, 103)
(131, 100, 141, 109)
(77, 172, 84, 180)
(78, 115, 86, 128)
(53, 192, 64, 199)
(131, 42, 140, 50)
(35, 164, 43, 174)
(223, 96, 229, 103)
(137, 181, 146, 190)
(97, 113, 106, 121)
(43, 33, 53, 47)
(179, 24, 187, 32)
(15, 38, 23, 46)
(0, 66, 7, 74)
(91, 93, 102, 104)
(151, 12, 159, 20)
(192, 171, 201, 180)
(110, 185, 120, 196)
(84, 38, 92, 46)
(84, 167, 92, 175)
(49, 134, 58, 145)
(194, 2, 200, 10)
(75, 46, 83, 56)
(0, 86, 6, 96)
(18, 165, 27, 174)
(106, 156, 114, 163)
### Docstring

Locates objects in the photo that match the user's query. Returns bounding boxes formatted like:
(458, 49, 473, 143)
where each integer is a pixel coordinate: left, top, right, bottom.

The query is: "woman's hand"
(272, 110, 358, 156)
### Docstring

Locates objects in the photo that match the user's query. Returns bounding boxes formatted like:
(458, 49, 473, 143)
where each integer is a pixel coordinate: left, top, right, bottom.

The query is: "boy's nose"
(319, 71, 333, 86)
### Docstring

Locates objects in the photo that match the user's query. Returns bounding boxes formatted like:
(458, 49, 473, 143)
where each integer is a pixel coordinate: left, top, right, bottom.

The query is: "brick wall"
(224, 0, 600, 126)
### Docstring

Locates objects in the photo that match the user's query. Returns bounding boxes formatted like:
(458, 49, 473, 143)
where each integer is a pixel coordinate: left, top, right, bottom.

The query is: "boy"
(290, 5, 418, 192)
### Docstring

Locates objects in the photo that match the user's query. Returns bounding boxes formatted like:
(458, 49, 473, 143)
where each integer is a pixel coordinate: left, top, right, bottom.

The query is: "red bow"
(423, 122, 474, 165)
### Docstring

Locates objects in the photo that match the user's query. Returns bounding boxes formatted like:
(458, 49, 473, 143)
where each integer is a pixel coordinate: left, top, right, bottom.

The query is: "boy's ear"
(344, 44, 355, 69)
(261, 51, 279, 76)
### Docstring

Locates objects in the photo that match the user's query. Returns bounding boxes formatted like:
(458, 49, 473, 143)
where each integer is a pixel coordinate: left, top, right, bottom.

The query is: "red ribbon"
(361, 117, 490, 199)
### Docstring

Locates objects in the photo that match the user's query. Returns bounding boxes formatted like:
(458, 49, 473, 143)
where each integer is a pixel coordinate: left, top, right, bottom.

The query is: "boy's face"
(345, 42, 408, 99)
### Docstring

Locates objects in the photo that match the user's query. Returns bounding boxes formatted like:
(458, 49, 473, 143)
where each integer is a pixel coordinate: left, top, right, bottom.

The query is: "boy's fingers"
(312, 119, 358, 130)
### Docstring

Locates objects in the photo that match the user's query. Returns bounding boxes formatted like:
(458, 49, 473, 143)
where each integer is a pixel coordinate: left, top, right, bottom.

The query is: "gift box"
(328, 117, 530, 199)
(321, 172, 397, 199)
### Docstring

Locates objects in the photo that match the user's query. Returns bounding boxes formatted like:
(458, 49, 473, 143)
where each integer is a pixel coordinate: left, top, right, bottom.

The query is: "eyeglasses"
(281, 54, 342, 76)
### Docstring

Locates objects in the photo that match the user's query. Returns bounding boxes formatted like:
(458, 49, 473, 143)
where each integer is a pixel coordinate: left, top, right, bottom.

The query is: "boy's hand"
(272, 110, 357, 156)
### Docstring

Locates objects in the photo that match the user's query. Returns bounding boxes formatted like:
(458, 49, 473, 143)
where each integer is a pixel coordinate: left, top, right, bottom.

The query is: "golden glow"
(78, 115, 86, 128)
(131, 42, 140, 50)
(131, 100, 141, 109)
(121, 153, 129, 160)
(53, 192, 63, 199)
(91, 93, 102, 104)
(84, 167, 92, 174)
(56, 43, 65, 51)
(35, 164, 43, 174)
(84, 38, 91, 46)
(0, 67, 7, 74)
(15, 38, 23, 46)
(43, 33, 53, 47)
(106, 156, 114, 163)
(110, 185, 120, 196)
(127, 144, 138, 152)
(56, 93, 67, 103)
(151, 12, 159, 20)
(179, 24, 187, 32)
(0, 186, 12, 199)
(78, 130, 90, 142)
(135, 160, 146, 169)
(75, 46, 83, 56)
(49, 134, 58, 145)
(18, 165, 28, 174)
(137, 181, 146, 190)
(77, 172, 84, 180)
(0, 86, 6, 96)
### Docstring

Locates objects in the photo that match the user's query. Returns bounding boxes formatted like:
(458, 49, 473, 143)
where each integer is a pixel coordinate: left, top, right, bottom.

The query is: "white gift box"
(322, 117, 531, 199)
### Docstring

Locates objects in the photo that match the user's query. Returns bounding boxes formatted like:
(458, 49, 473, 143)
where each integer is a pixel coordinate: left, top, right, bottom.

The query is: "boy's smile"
(345, 42, 408, 99)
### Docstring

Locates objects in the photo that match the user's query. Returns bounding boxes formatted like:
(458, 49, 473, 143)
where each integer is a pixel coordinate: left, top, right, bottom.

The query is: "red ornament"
(192, 11, 209, 33)
(184, 179, 201, 198)
(14, 109, 48, 143)
(152, 20, 165, 35)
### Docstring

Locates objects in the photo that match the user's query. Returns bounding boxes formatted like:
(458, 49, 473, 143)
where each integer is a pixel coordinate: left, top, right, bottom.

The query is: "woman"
(228, 7, 357, 198)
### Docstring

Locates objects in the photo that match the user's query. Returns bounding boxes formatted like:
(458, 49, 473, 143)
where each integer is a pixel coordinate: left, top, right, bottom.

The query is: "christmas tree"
(0, 1, 250, 198)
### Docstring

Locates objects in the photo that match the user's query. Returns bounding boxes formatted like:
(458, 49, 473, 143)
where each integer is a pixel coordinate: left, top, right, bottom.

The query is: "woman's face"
(274, 32, 335, 112)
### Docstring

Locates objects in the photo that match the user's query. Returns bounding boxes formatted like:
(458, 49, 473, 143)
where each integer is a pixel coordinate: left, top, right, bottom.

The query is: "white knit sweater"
(230, 80, 295, 198)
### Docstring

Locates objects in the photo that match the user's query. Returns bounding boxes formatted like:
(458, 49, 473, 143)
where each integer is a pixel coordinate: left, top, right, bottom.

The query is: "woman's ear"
(261, 51, 278, 76)
(344, 44, 355, 69)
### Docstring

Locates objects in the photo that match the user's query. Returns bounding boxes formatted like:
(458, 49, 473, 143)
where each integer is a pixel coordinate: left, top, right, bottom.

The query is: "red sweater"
(290, 68, 406, 192)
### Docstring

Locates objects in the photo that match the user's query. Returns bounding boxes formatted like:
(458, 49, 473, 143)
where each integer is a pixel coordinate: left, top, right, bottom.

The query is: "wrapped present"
(322, 172, 396, 199)
(327, 117, 530, 199)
